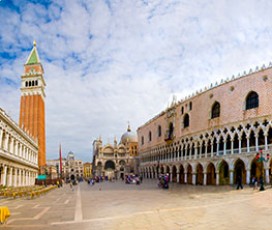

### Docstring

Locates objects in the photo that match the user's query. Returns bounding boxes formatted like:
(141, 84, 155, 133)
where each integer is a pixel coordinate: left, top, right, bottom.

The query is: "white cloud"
(0, 0, 272, 161)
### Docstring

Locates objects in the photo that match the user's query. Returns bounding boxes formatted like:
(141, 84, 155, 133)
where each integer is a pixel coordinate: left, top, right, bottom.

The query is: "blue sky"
(0, 0, 272, 162)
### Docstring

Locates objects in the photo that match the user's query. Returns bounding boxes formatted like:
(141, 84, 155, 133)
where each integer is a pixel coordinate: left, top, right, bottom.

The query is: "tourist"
(236, 176, 243, 190)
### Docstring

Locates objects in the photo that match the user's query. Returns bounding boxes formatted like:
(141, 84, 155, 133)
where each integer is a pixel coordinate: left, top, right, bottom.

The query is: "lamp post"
(255, 149, 270, 191)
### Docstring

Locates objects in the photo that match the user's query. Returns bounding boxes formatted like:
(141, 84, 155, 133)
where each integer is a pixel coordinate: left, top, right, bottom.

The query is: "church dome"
(120, 125, 138, 144)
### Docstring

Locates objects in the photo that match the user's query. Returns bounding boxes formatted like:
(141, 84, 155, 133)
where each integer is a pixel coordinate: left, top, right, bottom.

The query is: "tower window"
(25, 82, 28, 87)
(35, 80, 38, 86)
(246, 91, 259, 110)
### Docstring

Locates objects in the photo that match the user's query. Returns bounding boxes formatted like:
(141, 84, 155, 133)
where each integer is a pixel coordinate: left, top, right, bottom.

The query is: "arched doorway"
(179, 165, 184, 184)
(104, 160, 115, 179)
(196, 163, 203, 185)
(219, 160, 229, 185)
(207, 163, 216, 185)
(187, 164, 192, 184)
(70, 174, 75, 181)
(172, 166, 177, 182)
(234, 159, 246, 184)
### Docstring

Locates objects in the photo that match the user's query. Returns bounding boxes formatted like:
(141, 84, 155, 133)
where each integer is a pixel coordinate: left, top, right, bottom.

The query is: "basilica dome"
(120, 125, 138, 144)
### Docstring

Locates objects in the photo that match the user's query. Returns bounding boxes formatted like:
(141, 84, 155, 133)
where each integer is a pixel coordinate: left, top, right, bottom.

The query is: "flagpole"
(59, 144, 63, 179)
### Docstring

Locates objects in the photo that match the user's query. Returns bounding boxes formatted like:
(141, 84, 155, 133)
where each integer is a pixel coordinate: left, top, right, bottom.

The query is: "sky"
(0, 0, 272, 162)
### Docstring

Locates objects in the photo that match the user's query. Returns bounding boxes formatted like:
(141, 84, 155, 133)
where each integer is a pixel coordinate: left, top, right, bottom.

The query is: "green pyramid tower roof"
(25, 40, 40, 65)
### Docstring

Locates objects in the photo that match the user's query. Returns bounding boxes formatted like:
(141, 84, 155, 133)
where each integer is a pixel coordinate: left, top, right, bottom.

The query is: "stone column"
(231, 139, 234, 154)
(216, 140, 219, 156)
(205, 144, 208, 158)
(184, 172, 187, 184)
(176, 169, 180, 183)
(3, 165, 7, 186)
(203, 172, 207, 186)
(18, 169, 21, 186)
(238, 138, 242, 154)
(265, 168, 270, 184)
(170, 172, 173, 182)
(247, 137, 250, 153)
(192, 173, 196, 185)
(8, 167, 13, 186)
(0, 129, 3, 148)
(229, 170, 234, 185)
(14, 168, 18, 187)
(216, 172, 219, 186)
(194, 145, 198, 159)
(246, 169, 250, 185)
(211, 144, 214, 157)
(255, 136, 259, 152)
(265, 134, 268, 150)
(223, 141, 226, 155)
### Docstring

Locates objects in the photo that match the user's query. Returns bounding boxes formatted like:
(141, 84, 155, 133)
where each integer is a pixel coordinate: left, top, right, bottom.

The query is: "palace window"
(184, 114, 190, 128)
(246, 91, 259, 110)
(149, 131, 152, 142)
(189, 102, 192, 110)
(141, 136, 144, 145)
(181, 106, 184, 114)
(158, 125, 162, 137)
(211, 102, 220, 118)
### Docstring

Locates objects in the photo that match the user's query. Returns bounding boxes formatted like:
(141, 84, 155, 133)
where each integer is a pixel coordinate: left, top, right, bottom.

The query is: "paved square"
(1, 180, 272, 230)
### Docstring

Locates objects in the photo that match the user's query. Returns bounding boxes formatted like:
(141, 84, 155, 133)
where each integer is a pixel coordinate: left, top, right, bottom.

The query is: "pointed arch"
(234, 158, 246, 185)
(206, 162, 216, 185)
(245, 91, 259, 110)
(211, 101, 220, 118)
(196, 163, 203, 185)
(219, 160, 229, 185)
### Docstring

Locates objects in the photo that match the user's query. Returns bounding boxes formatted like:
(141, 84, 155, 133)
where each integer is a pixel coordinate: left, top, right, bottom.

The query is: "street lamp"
(255, 149, 270, 191)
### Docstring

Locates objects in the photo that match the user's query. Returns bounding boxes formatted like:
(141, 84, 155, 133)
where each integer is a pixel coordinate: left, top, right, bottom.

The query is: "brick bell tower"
(19, 41, 46, 171)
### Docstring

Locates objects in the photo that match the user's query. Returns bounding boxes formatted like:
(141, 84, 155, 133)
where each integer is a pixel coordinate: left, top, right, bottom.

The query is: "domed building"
(92, 125, 138, 179)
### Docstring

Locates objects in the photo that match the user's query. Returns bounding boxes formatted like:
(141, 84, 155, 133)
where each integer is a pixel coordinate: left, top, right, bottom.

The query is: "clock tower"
(19, 41, 46, 170)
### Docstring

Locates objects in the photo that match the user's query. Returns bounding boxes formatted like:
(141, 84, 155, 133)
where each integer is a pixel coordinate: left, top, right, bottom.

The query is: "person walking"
(236, 176, 243, 190)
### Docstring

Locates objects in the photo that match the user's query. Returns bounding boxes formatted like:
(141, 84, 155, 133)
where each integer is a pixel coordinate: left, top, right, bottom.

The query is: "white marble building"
(0, 108, 39, 187)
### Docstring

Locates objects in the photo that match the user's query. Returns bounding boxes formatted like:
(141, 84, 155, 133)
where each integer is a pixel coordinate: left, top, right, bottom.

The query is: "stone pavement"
(1, 180, 272, 230)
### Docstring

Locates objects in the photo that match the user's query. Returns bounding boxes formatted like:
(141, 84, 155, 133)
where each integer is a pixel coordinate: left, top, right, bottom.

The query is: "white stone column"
(211, 144, 214, 157)
(238, 138, 241, 154)
(247, 138, 250, 153)
(216, 140, 219, 156)
(231, 139, 234, 154)
(194, 145, 198, 159)
(4, 133, 9, 150)
(265, 134, 268, 150)
(170, 172, 173, 182)
(8, 167, 13, 186)
(246, 169, 251, 185)
(205, 144, 208, 158)
(192, 173, 196, 185)
(223, 141, 226, 155)
(255, 136, 259, 152)
(229, 170, 234, 185)
(0, 129, 3, 149)
(216, 172, 219, 185)
(10, 137, 14, 154)
(3, 165, 7, 186)
(14, 168, 18, 187)
(203, 172, 207, 186)
(184, 172, 187, 184)
(265, 168, 270, 184)
(176, 169, 180, 183)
